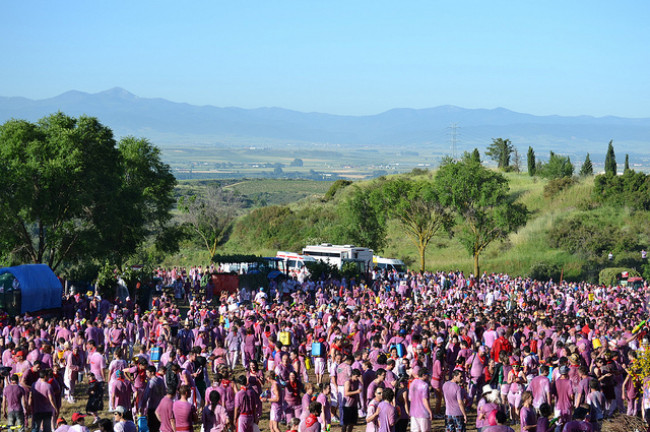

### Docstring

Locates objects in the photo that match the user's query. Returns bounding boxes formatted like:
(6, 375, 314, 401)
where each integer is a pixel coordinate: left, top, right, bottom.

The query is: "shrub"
(543, 176, 577, 198)
(528, 261, 562, 281)
(323, 180, 352, 201)
(598, 267, 640, 286)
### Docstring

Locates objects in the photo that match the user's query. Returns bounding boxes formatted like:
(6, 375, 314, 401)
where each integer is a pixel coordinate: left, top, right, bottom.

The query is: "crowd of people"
(1, 264, 650, 432)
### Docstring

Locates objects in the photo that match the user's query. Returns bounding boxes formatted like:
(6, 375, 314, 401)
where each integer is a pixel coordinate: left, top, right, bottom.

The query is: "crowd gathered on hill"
(2, 265, 650, 432)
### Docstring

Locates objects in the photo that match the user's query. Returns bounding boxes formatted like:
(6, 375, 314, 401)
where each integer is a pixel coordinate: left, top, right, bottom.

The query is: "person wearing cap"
(110, 369, 133, 413)
(407, 368, 432, 432)
(68, 413, 88, 432)
(54, 417, 69, 432)
(529, 364, 552, 410)
(112, 406, 136, 432)
(555, 365, 574, 426)
(2, 374, 27, 432)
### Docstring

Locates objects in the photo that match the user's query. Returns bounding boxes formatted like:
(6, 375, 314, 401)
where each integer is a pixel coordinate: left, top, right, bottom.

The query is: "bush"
(323, 180, 352, 201)
(528, 261, 562, 281)
(598, 267, 640, 286)
(544, 176, 577, 198)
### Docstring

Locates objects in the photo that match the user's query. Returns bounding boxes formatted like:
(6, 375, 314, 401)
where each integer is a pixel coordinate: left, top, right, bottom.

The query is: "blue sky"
(2, 1, 649, 117)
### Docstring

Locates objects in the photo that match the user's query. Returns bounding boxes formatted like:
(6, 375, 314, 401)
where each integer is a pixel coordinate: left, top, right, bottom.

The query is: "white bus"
(301, 243, 374, 271)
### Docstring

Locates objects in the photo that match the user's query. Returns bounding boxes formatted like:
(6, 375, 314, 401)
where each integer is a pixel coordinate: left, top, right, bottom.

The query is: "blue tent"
(0, 264, 62, 313)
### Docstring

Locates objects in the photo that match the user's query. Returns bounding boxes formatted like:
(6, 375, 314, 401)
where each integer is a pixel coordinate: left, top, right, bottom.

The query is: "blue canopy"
(0, 264, 62, 313)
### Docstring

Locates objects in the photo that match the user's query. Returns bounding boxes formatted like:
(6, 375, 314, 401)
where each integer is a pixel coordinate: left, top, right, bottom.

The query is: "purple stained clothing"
(3, 383, 26, 412)
(442, 381, 463, 416)
(234, 387, 257, 416)
(519, 405, 537, 429)
(156, 396, 175, 432)
(316, 392, 331, 425)
(409, 378, 430, 418)
(529, 375, 551, 408)
(377, 401, 396, 432)
(31, 380, 55, 413)
(555, 378, 574, 415)
(483, 425, 515, 432)
(173, 399, 197, 431)
(476, 400, 498, 429)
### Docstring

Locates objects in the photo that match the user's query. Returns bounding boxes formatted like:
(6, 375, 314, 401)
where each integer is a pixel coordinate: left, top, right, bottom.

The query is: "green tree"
(179, 187, 248, 257)
(624, 154, 630, 173)
(605, 140, 617, 176)
(334, 186, 387, 253)
(527, 147, 536, 176)
(434, 160, 528, 276)
(0, 113, 176, 270)
(579, 153, 593, 177)
(538, 152, 574, 179)
(471, 148, 481, 164)
(382, 179, 453, 272)
(485, 138, 514, 169)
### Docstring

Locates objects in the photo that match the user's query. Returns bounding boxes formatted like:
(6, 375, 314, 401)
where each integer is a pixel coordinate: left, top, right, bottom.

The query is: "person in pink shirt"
(155, 388, 176, 432)
(408, 368, 432, 432)
(173, 385, 198, 432)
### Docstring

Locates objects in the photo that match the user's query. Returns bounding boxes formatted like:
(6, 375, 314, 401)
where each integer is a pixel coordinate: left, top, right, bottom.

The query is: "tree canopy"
(382, 178, 453, 272)
(0, 113, 177, 270)
(485, 138, 514, 170)
(434, 160, 528, 276)
(605, 140, 617, 176)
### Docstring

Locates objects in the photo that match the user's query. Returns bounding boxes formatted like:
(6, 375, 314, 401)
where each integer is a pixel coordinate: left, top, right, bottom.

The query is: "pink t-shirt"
(409, 378, 430, 418)
(173, 400, 196, 431)
(155, 396, 175, 432)
(89, 351, 107, 382)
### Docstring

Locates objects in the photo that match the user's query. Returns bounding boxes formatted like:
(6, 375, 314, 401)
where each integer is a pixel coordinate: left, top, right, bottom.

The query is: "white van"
(372, 256, 407, 276)
(276, 251, 318, 276)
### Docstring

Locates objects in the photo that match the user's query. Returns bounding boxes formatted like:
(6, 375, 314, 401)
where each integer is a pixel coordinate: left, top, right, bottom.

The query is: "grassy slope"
(165, 173, 614, 277)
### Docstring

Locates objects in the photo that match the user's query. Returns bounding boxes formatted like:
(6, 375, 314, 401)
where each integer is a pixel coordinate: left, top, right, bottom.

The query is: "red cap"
(72, 413, 86, 422)
(15, 351, 25, 357)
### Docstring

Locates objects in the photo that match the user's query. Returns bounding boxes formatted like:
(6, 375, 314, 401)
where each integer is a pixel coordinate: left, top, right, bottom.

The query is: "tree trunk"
(473, 252, 480, 277)
(419, 241, 426, 273)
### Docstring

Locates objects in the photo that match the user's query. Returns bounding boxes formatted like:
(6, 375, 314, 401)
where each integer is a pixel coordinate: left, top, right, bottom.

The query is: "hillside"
(166, 172, 650, 281)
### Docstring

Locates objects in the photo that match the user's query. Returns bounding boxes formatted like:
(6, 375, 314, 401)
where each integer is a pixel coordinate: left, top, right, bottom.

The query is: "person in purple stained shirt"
(155, 387, 176, 432)
(31, 370, 58, 432)
(555, 366, 575, 426)
(408, 368, 432, 432)
(316, 383, 332, 429)
(366, 384, 384, 432)
(529, 365, 552, 410)
(483, 410, 515, 432)
(519, 391, 537, 431)
(371, 388, 396, 432)
(174, 385, 199, 432)
(442, 370, 467, 432)
(234, 375, 260, 432)
(2, 374, 27, 431)
(300, 401, 323, 432)
(341, 369, 362, 432)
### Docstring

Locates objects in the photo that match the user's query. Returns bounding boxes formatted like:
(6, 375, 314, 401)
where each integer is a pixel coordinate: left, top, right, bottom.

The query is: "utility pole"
(448, 123, 459, 159)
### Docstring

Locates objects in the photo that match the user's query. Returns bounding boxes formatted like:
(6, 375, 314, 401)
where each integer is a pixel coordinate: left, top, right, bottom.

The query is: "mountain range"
(1, 87, 649, 157)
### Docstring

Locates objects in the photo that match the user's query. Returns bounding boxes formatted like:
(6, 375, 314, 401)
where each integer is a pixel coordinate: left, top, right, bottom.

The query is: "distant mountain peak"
(96, 87, 137, 99)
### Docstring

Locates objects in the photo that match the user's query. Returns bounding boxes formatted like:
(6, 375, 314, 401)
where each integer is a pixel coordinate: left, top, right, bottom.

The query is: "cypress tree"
(624, 154, 630, 173)
(605, 140, 617, 176)
(471, 148, 481, 164)
(579, 153, 593, 176)
(527, 146, 536, 176)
